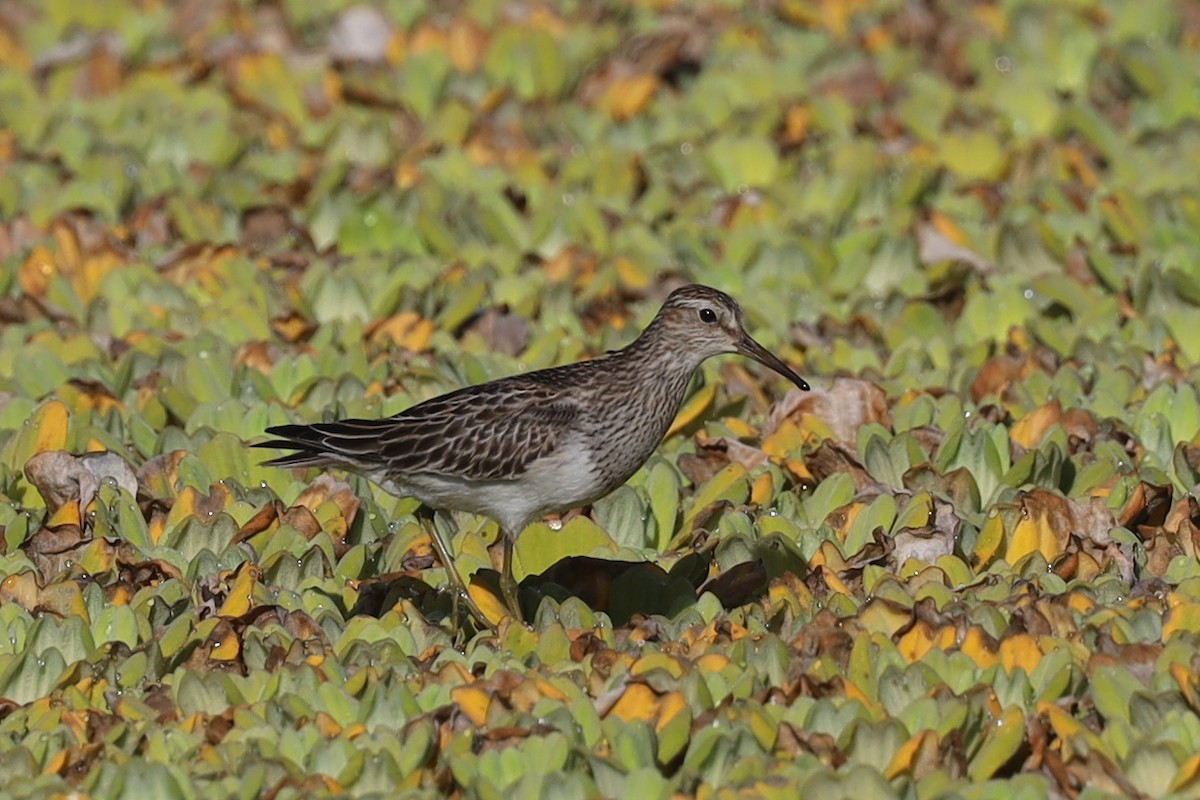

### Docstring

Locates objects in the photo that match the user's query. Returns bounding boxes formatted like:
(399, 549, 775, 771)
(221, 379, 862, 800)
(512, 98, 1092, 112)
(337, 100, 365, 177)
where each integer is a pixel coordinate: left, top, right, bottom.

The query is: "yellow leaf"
(971, 512, 1005, 569)
(885, 729, 938, 779)
(896, 620, 934, 663)
(42, 748, 69, 777)
(655, 690, 688, 732)
(209, 627, 241, 662)
(0, 572, 40, 610)
(928, 210, 970, 246)
(31, 399, 70, 457)
(0, 27, 30, 70)
(1005, 509, 1062, 564)
(532, 677, 568, 703)
(667, 383, 717, 439)
(314, 711, 342, 737)
(598, 74, 659, 121)
(467, 577, 509, 627)
(47, 502, 82, 528)
(695, 653, 729, 673)
(615, 257, 652, 290)
(1037, 701, 1083, 739)
(858, 598, 911, 637)
(448, 18, 487, 73)
(781, 103, 809, 146)
(1171, 753, 1200, 793)
(998, 633, 1042, 675)
(370, 311, 433, 352)
(1010, 401, 1062, 449)
(632, 653, 684, 679)
(410, 24, 449, 55)
(1162, 601, 1200, 640)
(451, 685, 492, 727)
(218, 564, 260, 618)
(762, 417, 806, 460)
(19, 245, 55, 297)
(842, 679, 873, 709)
(828, 501, 865, 545)
(608, 683, 658, 723)
(750, 472, 774, 506)
(1066, 592, 1095, 615)
(960, 626, 998, 668)
(385, 30, 407, 65)
(819, 564, 854, 597)
(1171, 662, 1199, 713)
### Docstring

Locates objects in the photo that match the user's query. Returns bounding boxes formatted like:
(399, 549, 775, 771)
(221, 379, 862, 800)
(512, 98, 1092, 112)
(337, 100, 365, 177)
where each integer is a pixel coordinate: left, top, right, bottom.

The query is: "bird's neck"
(611, 320, 705, 397)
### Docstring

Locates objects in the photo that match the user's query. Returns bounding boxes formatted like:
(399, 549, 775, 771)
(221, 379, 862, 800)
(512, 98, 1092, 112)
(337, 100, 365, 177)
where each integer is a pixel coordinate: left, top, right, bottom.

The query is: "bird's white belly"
(375, 433, 606, 534)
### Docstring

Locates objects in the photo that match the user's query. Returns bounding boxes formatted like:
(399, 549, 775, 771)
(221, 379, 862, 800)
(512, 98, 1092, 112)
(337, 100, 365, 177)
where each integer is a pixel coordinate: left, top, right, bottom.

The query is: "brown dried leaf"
(891, 500, 959, 567)
(766, 377, 889, 446)
(699, 559, 767, 608)
(462, 308, 529, 358)
(916, 221, 995, 275)
(24, 451, 97, 516)
(1117, 481, 1173, 529)
(22, 523, 92, 582)
(803, 440, 876, 491)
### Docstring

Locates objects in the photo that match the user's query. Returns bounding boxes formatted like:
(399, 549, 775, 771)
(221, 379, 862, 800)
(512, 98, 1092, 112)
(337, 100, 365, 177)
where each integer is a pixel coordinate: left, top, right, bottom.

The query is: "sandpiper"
(257, 285, 809, 627)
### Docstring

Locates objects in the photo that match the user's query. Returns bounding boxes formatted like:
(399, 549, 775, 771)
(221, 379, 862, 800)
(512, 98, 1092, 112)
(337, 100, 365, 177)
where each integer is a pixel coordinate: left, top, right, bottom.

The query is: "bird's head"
(650, 285, 810, 391)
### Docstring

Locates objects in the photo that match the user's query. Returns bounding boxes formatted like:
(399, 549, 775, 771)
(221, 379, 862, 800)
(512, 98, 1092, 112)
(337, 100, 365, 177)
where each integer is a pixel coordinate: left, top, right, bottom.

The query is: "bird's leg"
(499, 532, 525, 625)
(418, 507, 491, 630)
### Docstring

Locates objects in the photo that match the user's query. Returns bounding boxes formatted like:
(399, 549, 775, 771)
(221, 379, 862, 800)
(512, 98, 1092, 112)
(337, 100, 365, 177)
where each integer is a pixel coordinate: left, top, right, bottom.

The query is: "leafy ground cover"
(2, 0, 1200, 796)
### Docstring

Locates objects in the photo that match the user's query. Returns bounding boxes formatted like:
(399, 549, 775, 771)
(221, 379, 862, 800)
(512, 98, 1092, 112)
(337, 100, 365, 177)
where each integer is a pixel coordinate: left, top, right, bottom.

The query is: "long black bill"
(737, 333, 810, 392)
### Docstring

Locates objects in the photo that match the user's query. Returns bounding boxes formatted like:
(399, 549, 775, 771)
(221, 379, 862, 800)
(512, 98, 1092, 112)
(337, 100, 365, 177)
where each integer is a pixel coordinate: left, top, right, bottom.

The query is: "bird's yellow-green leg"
(500, 534, 525, 624)
(420, 510, 491, 630)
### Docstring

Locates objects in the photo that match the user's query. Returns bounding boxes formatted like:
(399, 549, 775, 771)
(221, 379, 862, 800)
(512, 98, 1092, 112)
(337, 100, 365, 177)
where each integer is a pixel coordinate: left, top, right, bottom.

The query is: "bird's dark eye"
(699, 308, 718, 324)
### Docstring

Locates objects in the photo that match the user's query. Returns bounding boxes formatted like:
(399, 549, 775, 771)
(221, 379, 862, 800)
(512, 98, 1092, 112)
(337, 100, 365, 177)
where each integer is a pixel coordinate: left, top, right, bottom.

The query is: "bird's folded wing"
(380, 381, 581, 480)
(258, 378, 582, 481)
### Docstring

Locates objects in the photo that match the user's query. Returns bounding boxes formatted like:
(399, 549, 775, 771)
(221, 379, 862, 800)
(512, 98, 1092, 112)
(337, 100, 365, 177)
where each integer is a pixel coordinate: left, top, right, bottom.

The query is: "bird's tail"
(254, 419, 396, 470)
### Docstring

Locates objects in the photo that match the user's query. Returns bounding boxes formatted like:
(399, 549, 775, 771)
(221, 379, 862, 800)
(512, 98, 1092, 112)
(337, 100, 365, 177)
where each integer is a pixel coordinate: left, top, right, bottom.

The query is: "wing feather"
(256, 372, 583, 480)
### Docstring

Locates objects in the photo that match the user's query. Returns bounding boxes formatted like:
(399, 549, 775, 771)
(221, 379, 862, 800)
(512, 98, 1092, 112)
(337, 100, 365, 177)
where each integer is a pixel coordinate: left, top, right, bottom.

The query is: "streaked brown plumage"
(257, 285, 809, 626)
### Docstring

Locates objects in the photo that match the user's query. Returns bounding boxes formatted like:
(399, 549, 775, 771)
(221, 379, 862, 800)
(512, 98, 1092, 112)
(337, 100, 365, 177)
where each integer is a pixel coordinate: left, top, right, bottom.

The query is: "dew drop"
(680, 142, 693, 155)
(994, 55, 1013, 73)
